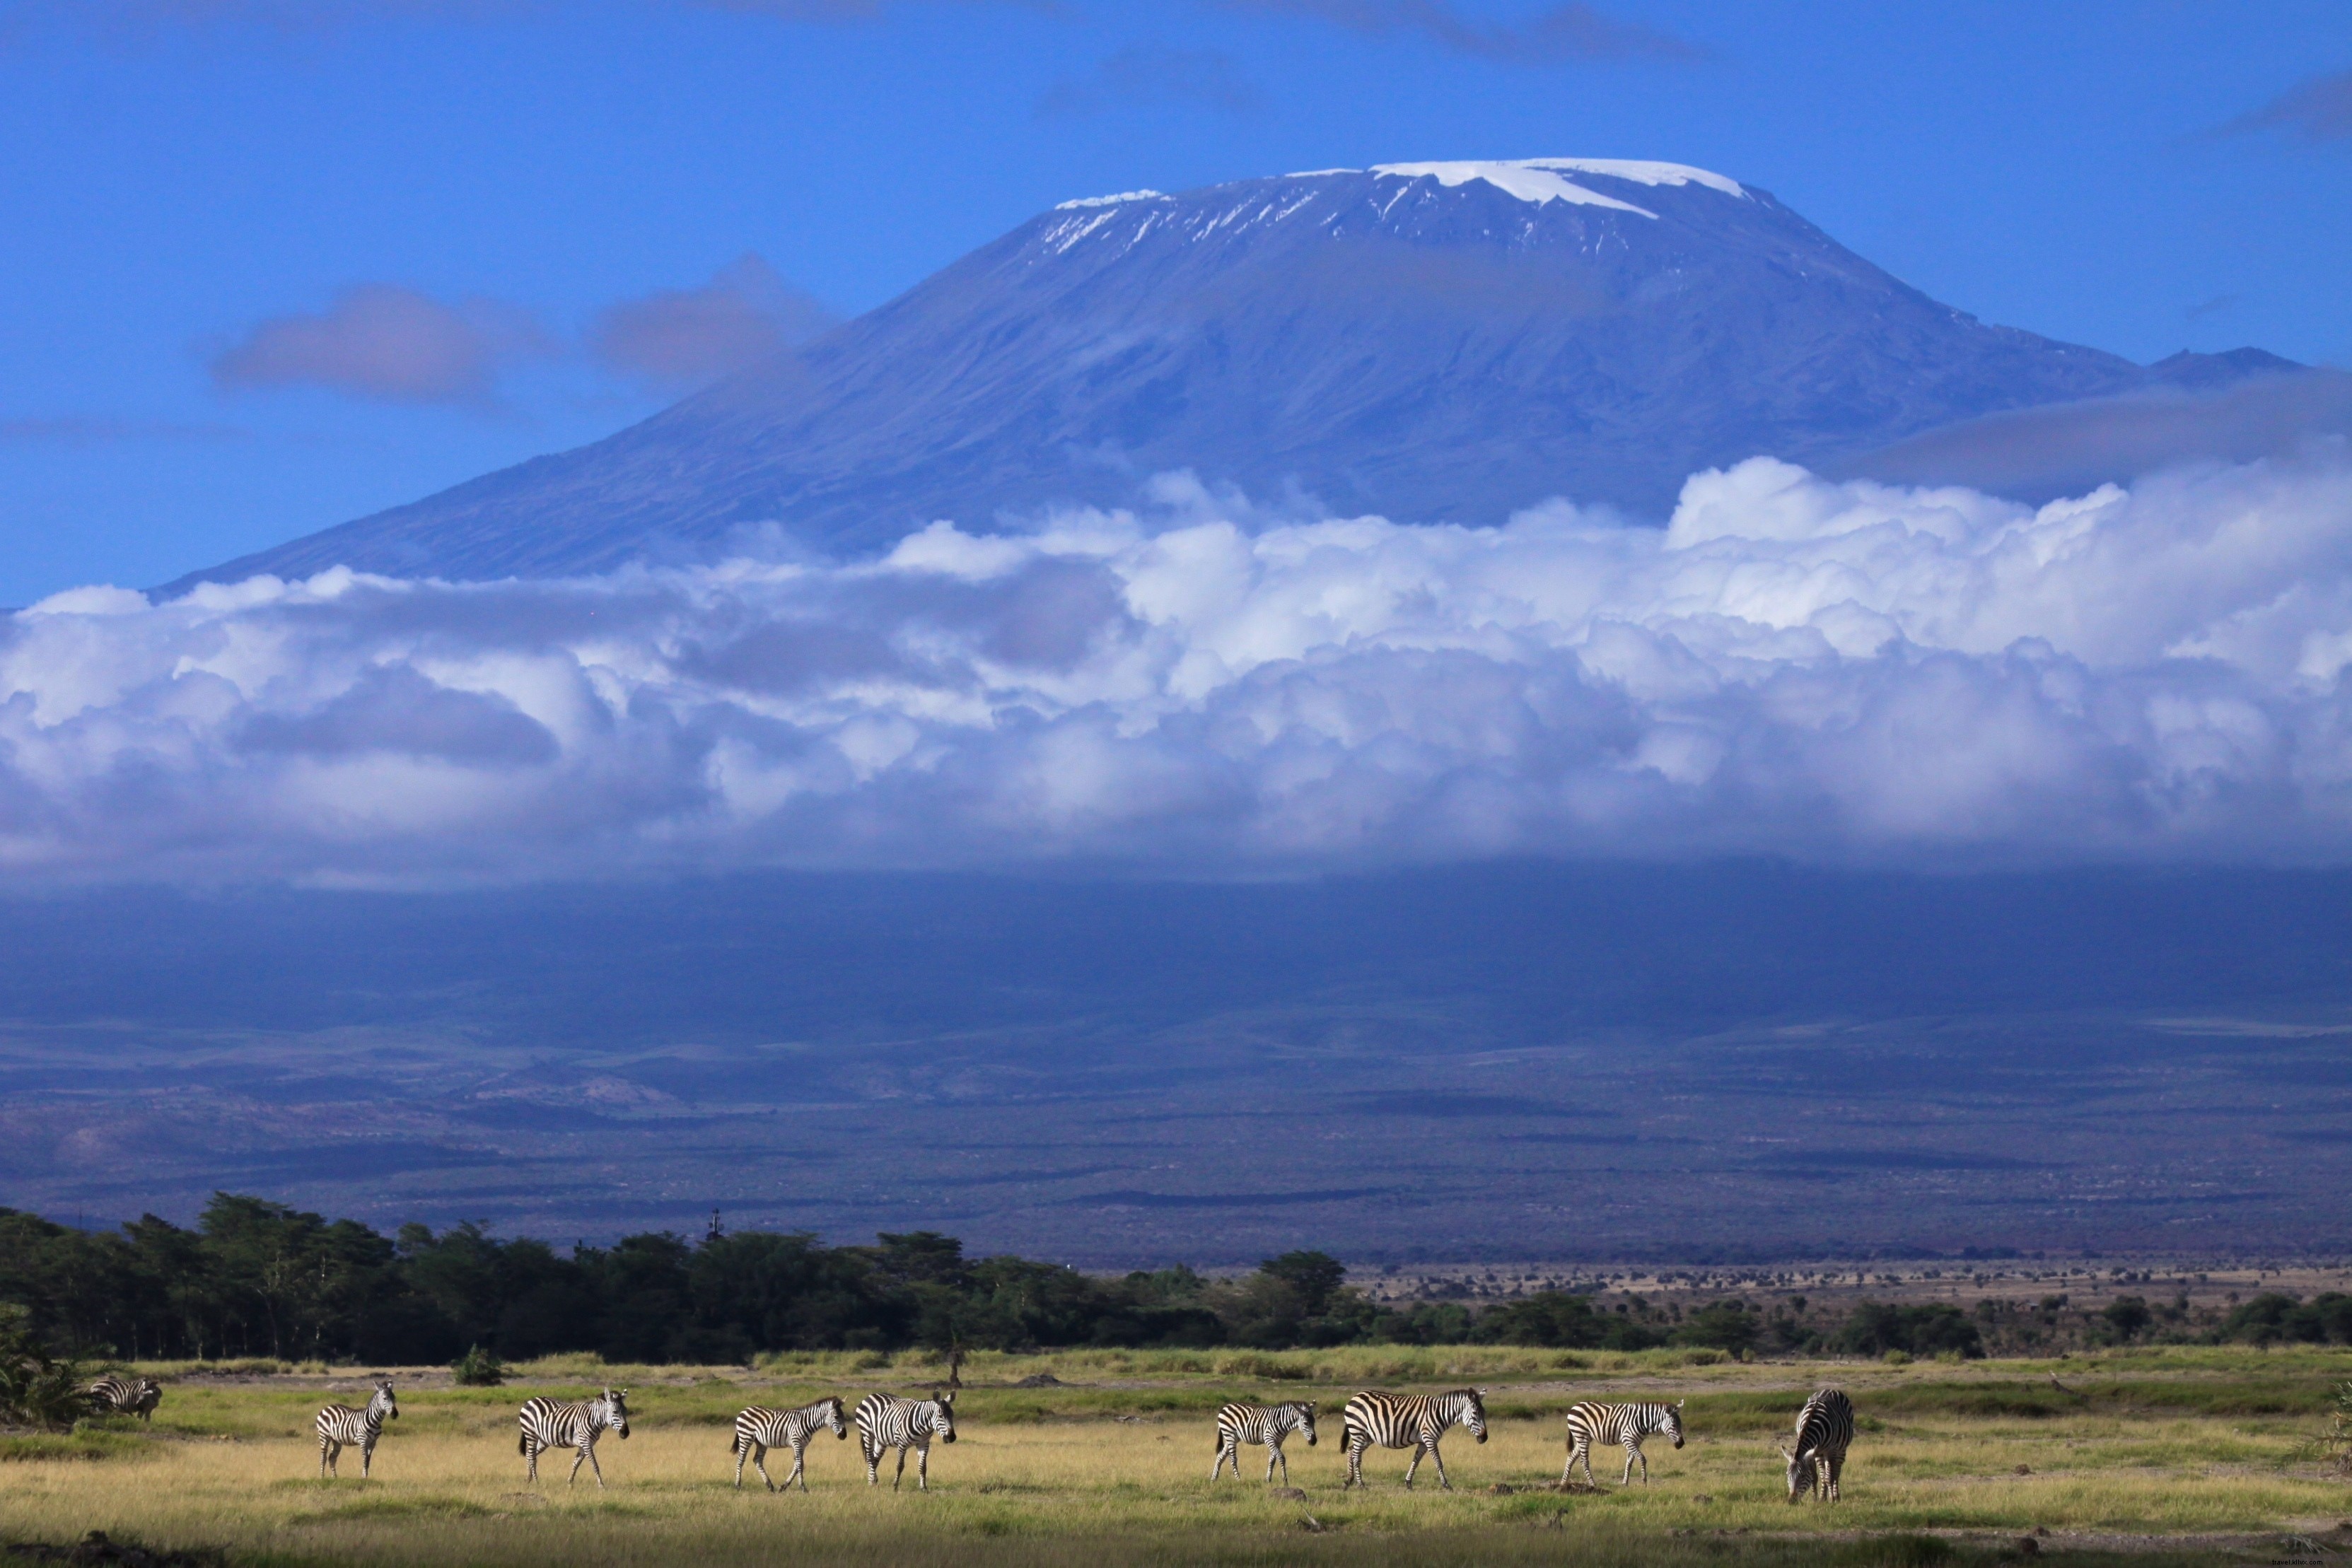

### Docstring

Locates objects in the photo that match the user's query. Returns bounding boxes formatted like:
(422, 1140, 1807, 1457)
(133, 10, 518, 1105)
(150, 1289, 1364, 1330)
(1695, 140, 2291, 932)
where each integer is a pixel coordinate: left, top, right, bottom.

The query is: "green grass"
(3, 1346, 2349, 1566)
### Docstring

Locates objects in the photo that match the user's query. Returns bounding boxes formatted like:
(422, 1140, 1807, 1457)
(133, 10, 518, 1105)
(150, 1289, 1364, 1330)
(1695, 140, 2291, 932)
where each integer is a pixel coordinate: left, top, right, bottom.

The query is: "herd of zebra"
(88, 1373, 1857, 1501)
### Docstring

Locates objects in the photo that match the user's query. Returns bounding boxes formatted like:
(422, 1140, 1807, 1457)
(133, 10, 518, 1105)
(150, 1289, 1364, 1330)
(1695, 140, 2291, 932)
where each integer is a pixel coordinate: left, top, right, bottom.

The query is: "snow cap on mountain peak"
(1281, 158, 1746, 217)
(1054, 189, 1170, 210)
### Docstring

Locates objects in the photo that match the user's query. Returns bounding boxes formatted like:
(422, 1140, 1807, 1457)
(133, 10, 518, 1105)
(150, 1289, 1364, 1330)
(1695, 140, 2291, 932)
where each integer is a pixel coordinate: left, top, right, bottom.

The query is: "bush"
(0, 1304, 88, 1430)
(450, 1344, 505, 1386)
(1834, 1301, 1982, 1360)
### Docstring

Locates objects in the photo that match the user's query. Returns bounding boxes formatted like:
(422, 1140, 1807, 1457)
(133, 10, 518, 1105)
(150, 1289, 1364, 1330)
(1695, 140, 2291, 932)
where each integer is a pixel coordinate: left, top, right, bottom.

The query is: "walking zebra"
(731, 1396, 849, 1491)
(1211, 1400, 1317, 1484)
(1562, 1399, 1685, 1487)
(852, 1389, 956, 1491)
(518, 1388, 631, 1488)
(87, 1375, 161, 1422)
(315, 1379, 398, 1479)
(1339, 1388, 1486, 1490)
(1780, 1388, 1855, 1502)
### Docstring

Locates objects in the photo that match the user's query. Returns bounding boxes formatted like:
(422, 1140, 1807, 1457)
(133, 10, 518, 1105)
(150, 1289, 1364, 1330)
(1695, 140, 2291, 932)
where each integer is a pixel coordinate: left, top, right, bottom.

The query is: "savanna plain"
(6, 1345, 2351, 1567)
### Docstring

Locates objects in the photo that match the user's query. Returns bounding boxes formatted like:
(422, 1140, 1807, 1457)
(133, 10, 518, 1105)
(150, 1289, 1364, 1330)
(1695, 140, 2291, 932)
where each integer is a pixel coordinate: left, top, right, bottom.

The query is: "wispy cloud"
(208, 284, 554, 406)
(2220, 68, 2352, 143)
(587, 254, 837, 389)
(11, 454, 2352, 884)
(2183, 293, 2241, 321)
(1221, 0, 1705, 64)
(1036, 44, 1262, 117)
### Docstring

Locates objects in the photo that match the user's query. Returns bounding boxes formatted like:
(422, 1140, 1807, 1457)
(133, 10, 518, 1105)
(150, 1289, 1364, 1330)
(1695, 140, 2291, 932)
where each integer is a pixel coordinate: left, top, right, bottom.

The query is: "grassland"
(4, 1345, 2349, 1566)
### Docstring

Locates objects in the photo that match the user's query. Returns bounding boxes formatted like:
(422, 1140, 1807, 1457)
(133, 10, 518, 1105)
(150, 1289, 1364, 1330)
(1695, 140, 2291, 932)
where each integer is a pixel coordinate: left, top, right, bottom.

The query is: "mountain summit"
(177, 158, 2236, 588)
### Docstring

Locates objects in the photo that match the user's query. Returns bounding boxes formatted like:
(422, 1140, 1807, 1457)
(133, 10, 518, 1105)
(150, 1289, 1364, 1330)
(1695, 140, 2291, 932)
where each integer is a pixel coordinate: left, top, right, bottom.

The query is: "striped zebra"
(1780, 1387, 1855, 1502)
(1210, 1400, 1317, 1484)
(1562, 1399, 1685, 1487)
(518, 1388, 631, 1488)
(852, 1389, 956, 1492)
(315, 1379, 398, 1479)
(731, 1396, 849, 1491)
(1339, 1388, 1486, 1490)
(87, 1375, 161, 1422)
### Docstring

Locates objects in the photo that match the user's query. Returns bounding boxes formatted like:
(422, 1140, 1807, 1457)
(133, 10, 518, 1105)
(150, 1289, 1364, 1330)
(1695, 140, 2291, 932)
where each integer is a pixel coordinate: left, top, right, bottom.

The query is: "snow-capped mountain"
(173, 158, 2280, 587)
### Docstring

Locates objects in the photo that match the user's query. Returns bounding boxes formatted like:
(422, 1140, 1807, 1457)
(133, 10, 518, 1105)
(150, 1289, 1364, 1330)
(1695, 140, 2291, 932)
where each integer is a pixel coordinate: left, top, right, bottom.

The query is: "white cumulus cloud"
(7, 452, 2352, 884)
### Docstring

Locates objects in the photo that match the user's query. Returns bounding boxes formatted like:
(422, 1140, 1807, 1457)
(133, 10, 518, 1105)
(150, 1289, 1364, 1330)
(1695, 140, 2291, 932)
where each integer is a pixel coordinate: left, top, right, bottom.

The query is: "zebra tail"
(518, 1429, 528, 1456)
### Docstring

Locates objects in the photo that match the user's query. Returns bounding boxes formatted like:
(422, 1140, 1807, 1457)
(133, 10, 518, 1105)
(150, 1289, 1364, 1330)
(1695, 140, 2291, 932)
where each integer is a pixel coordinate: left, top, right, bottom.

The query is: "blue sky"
(0, 0, 2346, 605)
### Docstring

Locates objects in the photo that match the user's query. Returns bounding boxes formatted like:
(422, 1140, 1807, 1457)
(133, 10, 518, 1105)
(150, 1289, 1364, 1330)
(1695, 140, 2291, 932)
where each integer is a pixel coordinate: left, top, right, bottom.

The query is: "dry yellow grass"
(4, 1347, 2348, 1566)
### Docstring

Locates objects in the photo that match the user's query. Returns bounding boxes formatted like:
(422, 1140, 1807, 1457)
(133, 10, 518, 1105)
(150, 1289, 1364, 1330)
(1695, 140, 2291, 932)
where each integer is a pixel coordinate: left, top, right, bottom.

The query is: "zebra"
(87, 1375, 161, 1422)
(1781, 1387, 1856, 1502)
(852, 1389, 956, 1491)
(315, 1379, 398, 1479)
(518, 1388, 631, 1488)
(1339, 1388, 1486, 1490)
(1562, 1399, 1686, 1487)
(731, 1396, 849, 1491)
(1211, 1400, 1317, 1484)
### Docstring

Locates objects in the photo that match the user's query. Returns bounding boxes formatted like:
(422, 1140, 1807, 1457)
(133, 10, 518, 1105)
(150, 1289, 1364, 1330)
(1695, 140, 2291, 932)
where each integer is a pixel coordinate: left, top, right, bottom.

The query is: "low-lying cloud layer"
(8, 452, 2352, 884)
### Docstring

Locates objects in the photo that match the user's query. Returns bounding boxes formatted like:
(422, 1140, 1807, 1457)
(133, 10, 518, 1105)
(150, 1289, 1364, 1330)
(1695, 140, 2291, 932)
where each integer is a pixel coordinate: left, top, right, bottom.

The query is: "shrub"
(0, 1304, 88, 1431)
(450, 1344, 505, 1387)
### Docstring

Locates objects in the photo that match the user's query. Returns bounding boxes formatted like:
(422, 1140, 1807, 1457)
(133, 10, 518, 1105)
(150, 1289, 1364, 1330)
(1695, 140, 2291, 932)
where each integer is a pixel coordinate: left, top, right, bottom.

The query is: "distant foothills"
(4, 1196, 2347, 1370)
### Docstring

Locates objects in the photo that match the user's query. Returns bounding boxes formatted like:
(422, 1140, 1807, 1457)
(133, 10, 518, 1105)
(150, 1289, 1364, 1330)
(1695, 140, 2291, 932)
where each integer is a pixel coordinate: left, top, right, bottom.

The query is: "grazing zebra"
(1211, 1400, 1317, 1484)
(852, 1389, 956, 1491)
(315, 1379, 398, 1479)
(87, 1375, 161, 1422)
(1562, 1399, 1686, 1487)
(731, 1396, 849, 1491)
(1339, 1388, 1487, 1490)
(518, 1388, 631, 1488)
(1781, 1388, 1856, 1502)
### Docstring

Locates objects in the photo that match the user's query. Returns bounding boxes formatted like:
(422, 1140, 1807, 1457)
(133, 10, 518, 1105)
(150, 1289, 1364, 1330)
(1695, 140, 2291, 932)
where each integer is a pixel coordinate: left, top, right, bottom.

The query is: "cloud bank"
(587, 254, 837, 388)
(8, 452, 2352, 884)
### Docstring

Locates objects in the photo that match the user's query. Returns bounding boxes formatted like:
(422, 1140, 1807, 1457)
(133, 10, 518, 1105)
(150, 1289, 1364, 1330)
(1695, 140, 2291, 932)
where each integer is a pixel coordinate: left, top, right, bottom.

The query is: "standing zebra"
(1562, 1399, 1685, 1487)
(518, 1388, 631, 1488)
(1781, 1388, 1855, 1502)
(1211, 1400, 1317, 1484)
(315, 1379, 398, 1479)
(852, 1389, 956, 1491)
(1339, 1388, 1486, 1490)
(732, 1396, 849, 1491)
(87, 1375, 161, 1422)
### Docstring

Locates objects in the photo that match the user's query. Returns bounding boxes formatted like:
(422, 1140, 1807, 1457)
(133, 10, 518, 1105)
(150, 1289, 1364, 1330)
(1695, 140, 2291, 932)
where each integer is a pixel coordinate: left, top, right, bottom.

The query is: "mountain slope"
(176, 158, 2177, 588)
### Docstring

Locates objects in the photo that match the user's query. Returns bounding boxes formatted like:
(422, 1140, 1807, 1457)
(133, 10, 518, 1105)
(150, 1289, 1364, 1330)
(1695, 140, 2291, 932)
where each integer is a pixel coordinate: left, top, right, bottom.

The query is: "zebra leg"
(1343, 1435, 1363, 1488)
(1429, 1440, 1452, 1491)
(1626, 1438, 1649, 1486)
(361, 1437, 374, 1478)
(916, 1437, 931, 1492)
(525, 1439, 539, 1482)
(754, 1442, 776, 1492)
(785, 1439, 806, 1492)
(733, 1438, 748, 1490)
(1210, 1440, 1230, 1481)
(1402, 1444, 1423, 1488)
(1270, 1440, 1287, 1485)
(1826, 1453, 1841, 1502)
(892, 1444, 908, 1492)
(863, 1440, 881, 1486)
(319, 1438, 333, 1478)
(586, 1437, 609, 1490)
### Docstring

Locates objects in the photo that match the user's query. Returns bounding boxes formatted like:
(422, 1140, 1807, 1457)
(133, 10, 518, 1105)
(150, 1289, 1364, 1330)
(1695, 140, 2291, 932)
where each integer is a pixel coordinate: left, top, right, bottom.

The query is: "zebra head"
(369, 1379, 398, 1420)
(598, 1388, 632, 1439)
(1297, 1401, 1318, 1447)
(1779, 1443, 1815, 1502)
(1460, 1388, 1489, 1444)
(1663, 1399, 1687, 1449)
(931, 1388, 957, 1444)
(825, 1396, 849, 1439)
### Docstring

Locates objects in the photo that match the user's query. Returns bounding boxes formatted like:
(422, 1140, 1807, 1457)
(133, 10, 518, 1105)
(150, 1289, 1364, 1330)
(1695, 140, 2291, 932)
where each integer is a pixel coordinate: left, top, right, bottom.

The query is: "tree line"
(2, 1195, 2344, 1369)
